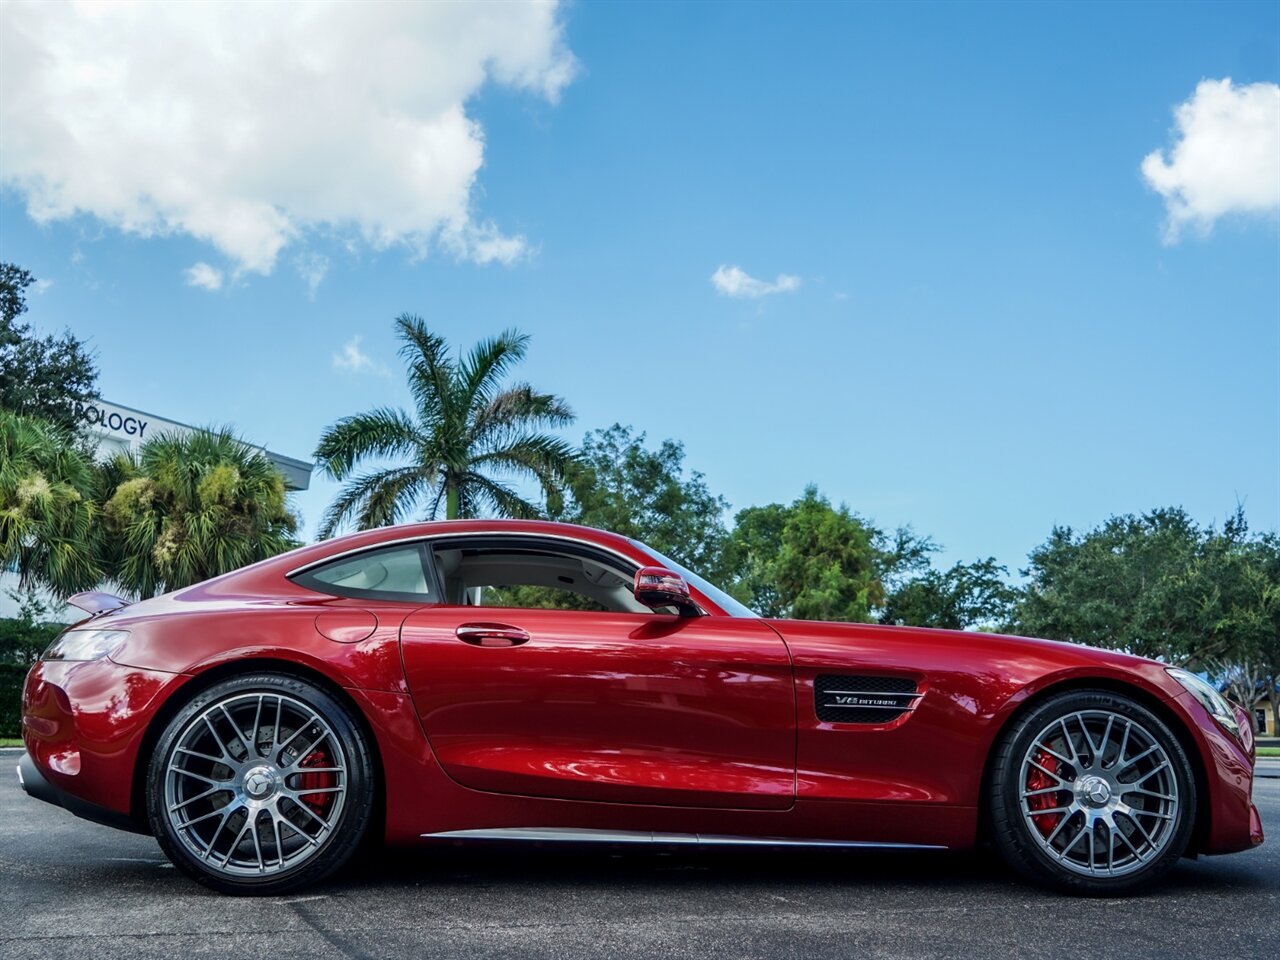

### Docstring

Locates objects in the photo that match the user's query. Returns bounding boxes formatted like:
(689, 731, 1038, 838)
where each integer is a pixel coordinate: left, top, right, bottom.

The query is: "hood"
(764, 617, 1164, 672)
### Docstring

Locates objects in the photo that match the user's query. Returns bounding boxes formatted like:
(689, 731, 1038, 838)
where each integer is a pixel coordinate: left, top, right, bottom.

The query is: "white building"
(1, 399, 313, 620)
(81, 400, 313, 491)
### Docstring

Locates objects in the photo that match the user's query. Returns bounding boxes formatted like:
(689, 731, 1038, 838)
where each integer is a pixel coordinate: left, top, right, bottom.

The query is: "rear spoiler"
(66, 591, 132, 616)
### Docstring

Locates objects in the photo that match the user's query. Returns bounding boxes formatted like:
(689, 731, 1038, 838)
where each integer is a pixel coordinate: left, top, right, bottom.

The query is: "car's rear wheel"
(989, 689, 1197, 895)
(146, 672, 375, 895)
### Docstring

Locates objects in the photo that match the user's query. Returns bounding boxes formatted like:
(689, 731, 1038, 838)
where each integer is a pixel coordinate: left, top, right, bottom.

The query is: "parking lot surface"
(2, 751, 1276, 960)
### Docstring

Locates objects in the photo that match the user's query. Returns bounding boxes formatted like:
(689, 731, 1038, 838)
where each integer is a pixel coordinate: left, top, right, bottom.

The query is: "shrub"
(0, 664, 28, 738)
(0, 593, 61, 738)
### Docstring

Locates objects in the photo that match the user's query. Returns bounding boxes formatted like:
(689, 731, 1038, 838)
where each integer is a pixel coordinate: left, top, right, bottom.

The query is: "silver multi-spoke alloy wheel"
(148, 673, 374, 894)
(1018, 710, 1178, 878)
(164, 692, 348, 877)
(990, 690, 1196, 895)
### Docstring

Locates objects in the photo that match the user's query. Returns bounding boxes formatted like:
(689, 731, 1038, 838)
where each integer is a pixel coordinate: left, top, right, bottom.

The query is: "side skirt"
(422, 827, 947, 849)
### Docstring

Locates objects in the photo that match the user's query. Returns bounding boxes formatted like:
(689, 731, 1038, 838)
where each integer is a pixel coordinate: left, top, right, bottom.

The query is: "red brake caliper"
(1026, 751, 1061, 837)
(297, 750, 336, 815)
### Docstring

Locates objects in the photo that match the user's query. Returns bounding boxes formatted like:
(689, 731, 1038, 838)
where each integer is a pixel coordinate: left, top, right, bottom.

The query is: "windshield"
(628, 539, 758, 618)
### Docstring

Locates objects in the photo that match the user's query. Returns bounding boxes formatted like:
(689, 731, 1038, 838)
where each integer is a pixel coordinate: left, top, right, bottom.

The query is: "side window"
(479, 584, 611, 613)
(432, 540, 648, 614)
(293, 543, 434, 602)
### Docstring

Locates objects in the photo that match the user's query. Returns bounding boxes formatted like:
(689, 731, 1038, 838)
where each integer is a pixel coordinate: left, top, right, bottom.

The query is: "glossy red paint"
(401, 606, 794, 809)
(18, 519, 1262, 860)
(23, 656, 188, 820)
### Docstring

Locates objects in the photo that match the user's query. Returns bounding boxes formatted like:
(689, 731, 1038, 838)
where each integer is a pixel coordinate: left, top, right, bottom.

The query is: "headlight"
(1167, 667, 1241, 741)
(43, 629, 129, 662)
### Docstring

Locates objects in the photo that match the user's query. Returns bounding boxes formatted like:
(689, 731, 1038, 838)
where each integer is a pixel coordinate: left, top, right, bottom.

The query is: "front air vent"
(814, 674, 920, 724)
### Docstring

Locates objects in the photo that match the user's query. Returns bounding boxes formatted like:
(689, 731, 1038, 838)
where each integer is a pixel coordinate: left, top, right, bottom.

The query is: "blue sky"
(2, 0, 1277, 579)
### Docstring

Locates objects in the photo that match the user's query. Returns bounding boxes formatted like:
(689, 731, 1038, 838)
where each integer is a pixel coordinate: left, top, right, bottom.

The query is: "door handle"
(455, 622, 531, 647)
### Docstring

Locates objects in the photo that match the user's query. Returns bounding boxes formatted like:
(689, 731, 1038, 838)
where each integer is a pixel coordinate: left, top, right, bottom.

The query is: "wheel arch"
(130, 657, 387, 840)
(975, 675, 1211, 855)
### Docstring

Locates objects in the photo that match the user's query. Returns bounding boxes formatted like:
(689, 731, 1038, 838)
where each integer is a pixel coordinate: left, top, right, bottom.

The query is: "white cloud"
(1141, 78, 1280, 241)
(184, 262, 224, 291)
(333, 336, 388, 377)
(711, 264, 801, 299)
(441, 220, 531, 266)
(295, 252, 330, 300)
(0, 2, 576, 275)
(32, 278, 53, 295)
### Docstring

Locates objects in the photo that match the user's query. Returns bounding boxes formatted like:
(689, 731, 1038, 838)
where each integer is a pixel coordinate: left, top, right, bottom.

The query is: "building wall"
(80, 400, 313, 491)
(1255, 697, 1276, 737)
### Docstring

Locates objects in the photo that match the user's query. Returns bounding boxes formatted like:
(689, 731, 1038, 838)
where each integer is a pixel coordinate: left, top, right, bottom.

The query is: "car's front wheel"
(989, 689, 1197, 895)
(146, 672, 376, 895)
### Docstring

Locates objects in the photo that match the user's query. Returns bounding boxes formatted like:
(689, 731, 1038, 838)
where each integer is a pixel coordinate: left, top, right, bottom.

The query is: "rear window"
(292, 543, 435, 602)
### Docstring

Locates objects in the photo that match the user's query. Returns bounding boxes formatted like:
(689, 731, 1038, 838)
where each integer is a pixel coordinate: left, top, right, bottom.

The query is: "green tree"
(315, 316, 575, 535)
(100, 428, 299, 599)
(880, 557, 1017, 630)
(0, 262, 99, 431)
(0, 590, 62, 666)
(1013, 507, 1264, 666)
(727, 486, 888, 622)
(1252, 534, 1280, 735)
(553, 424, 732, 583)
(723, 501, 789, 615)
(0, 263, 35, 325)
(1208, 531, 1280, 733)
(0, 409, 101, 596)
(771, 487, 885, 622)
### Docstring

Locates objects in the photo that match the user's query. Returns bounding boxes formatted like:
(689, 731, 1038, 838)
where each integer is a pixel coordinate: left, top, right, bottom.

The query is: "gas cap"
(315, 609, 378, 643)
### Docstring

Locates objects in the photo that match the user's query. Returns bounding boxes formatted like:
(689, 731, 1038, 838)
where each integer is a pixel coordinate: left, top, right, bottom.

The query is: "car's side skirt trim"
(422, 827, 947, 849)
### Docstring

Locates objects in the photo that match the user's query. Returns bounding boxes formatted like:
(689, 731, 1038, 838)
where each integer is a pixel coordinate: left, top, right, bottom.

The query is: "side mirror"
(633, 566, 700, 617)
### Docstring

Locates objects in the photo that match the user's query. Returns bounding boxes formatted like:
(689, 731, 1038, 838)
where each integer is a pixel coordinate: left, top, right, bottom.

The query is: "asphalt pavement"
(1, 748, 1276, 960)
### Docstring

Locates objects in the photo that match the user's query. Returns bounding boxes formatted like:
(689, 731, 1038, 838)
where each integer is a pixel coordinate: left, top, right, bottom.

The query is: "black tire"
(989, 689, 1197, 896)
(146, 672, 376, 895)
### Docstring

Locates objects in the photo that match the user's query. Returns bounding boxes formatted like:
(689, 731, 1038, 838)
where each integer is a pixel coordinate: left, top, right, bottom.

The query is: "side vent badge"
(814, 675, 921, 724)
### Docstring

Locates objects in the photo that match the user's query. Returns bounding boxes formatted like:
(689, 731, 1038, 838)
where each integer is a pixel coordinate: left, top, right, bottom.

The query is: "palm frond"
(472, 434, 576, 493)
(0, 410, 102, 597)
(396, 314, 455, 432)
(318, 464, 438, 538)
(356, 466, 434, 530)
(460, 328, 529, 412)
(461, 472, 541, 520)
(425, 483, 448, 521)
(470, 383, 575, 447)
(313, 407, 422, 481)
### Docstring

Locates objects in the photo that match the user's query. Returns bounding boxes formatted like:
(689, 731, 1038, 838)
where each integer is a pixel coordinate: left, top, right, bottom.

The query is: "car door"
(399, 540, 796, 810)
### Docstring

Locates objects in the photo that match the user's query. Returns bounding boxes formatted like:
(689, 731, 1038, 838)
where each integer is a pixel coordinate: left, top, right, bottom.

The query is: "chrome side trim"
(421, 827, 946, 850)
(427, 828, 689, 845)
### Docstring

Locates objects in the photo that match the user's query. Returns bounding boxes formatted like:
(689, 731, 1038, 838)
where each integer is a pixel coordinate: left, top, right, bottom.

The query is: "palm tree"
(100, 428, 300, 599)
(314, 315, 575, 536)
(0, 409, 101, 596)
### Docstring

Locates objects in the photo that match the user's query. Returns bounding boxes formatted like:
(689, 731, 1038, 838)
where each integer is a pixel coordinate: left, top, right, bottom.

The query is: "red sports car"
(17, 520, 1262, 895)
